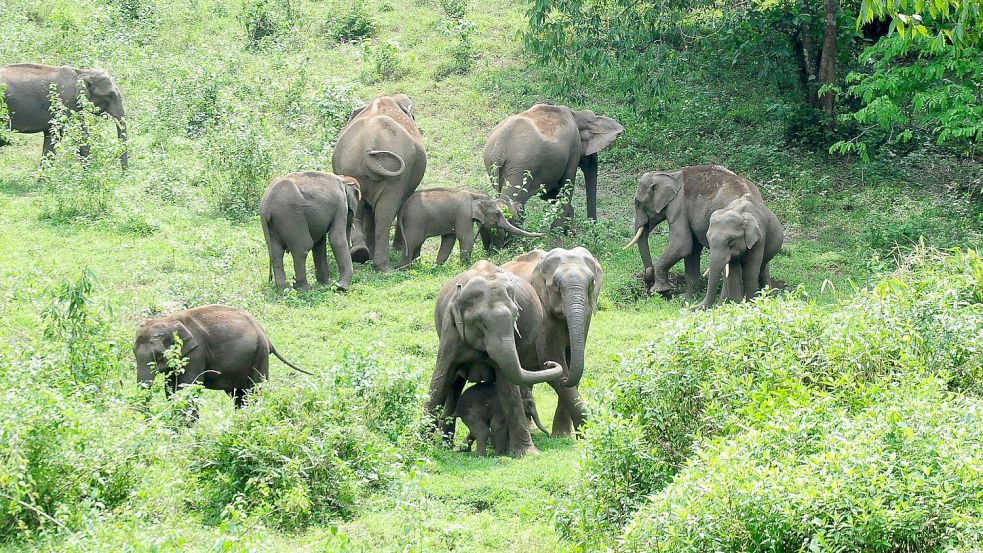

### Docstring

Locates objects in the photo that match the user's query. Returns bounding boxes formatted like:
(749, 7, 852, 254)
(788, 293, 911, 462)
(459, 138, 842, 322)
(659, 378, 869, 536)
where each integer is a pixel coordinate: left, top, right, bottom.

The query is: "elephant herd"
(3, 63, 785, 458)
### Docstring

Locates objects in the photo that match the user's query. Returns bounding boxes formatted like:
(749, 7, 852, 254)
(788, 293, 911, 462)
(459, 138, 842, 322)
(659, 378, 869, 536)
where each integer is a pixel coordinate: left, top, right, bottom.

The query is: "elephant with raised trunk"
(454, 382, 549, 457)
(332, 94, 426, 272)
(395, 187, 542, 269)
(482, 104, 623, 245)
(427, 261, 564, 457)
(696, 194, 783, 309)
(0, 63, 128, 168)
(624, 165, 764, 298)
(134, 305, 310, 409)
(504, 247, 602, 436)
(260, 171, 361, 291)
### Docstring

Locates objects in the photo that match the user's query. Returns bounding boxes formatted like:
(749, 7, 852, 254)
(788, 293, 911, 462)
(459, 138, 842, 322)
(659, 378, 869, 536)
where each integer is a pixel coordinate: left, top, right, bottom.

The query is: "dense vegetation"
(0, 0, 980, 551)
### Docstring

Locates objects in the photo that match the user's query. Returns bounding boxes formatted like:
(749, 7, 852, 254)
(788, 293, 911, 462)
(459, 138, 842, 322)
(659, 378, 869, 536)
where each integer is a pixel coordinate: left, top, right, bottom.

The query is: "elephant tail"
(365, 149, 406, 178)
(271, 346, 313, 375)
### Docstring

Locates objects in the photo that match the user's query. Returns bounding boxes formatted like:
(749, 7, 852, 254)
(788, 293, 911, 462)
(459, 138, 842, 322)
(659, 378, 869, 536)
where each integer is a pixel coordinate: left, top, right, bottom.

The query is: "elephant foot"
(374, 263, 393, 273)
(351, 246, 371, 263)
(510, 444, 540, 458)
(293, 282, 312, 292)
(335, 282, 350, 292)
(550, 429, 573, 438)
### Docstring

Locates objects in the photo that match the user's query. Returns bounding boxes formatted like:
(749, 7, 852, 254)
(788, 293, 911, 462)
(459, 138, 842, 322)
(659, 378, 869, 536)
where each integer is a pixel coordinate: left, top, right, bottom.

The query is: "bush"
(241, 0, 294, 48)
(327, 0, 375, 42)
(436, 0, 467, 21)
(364, 40, 407, 82)
(558, 248, 983, 547)
(204, 109, 276, 219)
(194, 346, 426, 529)
(435, 20, 476, 79)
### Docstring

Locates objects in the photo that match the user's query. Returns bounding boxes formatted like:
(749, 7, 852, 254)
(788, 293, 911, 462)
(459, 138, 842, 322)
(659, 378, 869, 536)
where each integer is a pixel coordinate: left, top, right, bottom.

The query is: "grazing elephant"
(623, 165, 764, 298)
(504, 247, 602, 436)
(454, 382, 548, 457)
(0, 63, 127, 168)
(427, 261, 564, 457)
(395, 187, 542, 268)
(696, 194, 783, 309)
(134, 305, 310, 408)
(332, 94, 427, 272)
(482, 104, 623, 244)
(260, 171, 361, 291)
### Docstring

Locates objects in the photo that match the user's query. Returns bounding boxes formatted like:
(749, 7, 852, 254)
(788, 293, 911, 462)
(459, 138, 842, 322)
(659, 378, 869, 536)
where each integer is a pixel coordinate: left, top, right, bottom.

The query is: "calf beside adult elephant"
(504, 247, 602, 436)
(332, 93, 426, 272)
(0, 63, 127, 168)
(482, 104, 623, 245)
(624, 165, 776, 300)
(134, 305, 310, 409)
(427, 261, 564, 457)
(261, 171, 361, 291)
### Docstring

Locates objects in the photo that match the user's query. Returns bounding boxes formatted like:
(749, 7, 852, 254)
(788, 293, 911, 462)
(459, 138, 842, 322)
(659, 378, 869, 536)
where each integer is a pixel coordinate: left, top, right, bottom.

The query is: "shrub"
(558, 248, 983, 547)
(241, 0, 294, 48)
(327, 0, 375, 42)
(436, 0, 467, 21)
(435, 20, 476, 79)
(204, 109, 276, 219)
(363, 40, 407, 82)
(0, 85, 10, 146)
(194, 346, 426, 529)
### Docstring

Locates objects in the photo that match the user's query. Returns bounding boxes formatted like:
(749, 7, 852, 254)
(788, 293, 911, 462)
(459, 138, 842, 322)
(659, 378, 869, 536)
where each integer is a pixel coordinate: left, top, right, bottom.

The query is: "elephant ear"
(470, 199, 488, 225)
(743, 212, 762, 250)
(574, 110, 625, 156)
(347, 105, 366, 124)
(171, 322, 199, 356)
(341, 176, 361, 201)
(450, 283, 467, 343)
(584, 253, 604, 313)
(393, 94, 414, 119)
(651, 171, 683, 213)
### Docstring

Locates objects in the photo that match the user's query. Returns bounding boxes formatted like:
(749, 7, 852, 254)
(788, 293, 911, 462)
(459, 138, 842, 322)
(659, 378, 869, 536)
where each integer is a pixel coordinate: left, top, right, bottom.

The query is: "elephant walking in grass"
(624, 165, 764, 298)
(134, 305, 310, 410)
(332, 94, 426, 272)
(427, 261, 564, 457)
(394, 187, 542, 269)
(482, 104, 623, 245)
(454, 382, 549, 457)
(0, 63, 127, 168)
(696, 194, 783, 309)
(504, 247, 602, 436)
(260, 171, 361, 291)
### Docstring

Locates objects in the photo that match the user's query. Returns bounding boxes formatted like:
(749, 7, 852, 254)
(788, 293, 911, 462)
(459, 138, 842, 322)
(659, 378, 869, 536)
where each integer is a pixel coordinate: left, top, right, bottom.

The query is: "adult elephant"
(504, 247, 602, 436)
(482, 104, 623, 244)
(696, 194, 783, 309)
(0, 63, 128, 169)
(332, 93, 426, 272)
(624, 165, 764, 298)
(426, 261, 564, 457)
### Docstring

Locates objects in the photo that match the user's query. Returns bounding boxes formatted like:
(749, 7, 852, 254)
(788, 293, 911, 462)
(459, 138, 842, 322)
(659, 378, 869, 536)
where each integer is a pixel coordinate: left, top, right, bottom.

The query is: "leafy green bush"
(558, 248, 983, 547)
(241, 0, 294, 48)
(194, 347, 426, 529)
(435, 20, 476, 79)
(204, 110, 276, 218)
(327, 0, 375, 42)
(364, 40, 407, 81)
(436, 0, 467, 21)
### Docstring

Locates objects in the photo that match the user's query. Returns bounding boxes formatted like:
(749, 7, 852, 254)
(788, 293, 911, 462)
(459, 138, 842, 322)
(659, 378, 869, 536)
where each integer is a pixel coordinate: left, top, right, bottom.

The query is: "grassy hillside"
(0, 0, 980, 551)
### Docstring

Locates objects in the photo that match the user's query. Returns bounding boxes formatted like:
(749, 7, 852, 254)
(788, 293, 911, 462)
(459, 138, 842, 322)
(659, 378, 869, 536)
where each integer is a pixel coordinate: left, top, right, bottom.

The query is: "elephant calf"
(261, 171, 361, 291)
(134, 304, 310, 409)
(395, 187, 542, 269)
(454, 382, 548, 457)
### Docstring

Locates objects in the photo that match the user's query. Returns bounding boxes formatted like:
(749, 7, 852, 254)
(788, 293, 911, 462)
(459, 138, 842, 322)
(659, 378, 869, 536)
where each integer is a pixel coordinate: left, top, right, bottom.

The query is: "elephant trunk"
(486, 335, 562, 386)
(497, 218, 543, 238)
(529, 400, 549, 436)
(136, 355, 156, 388)
(562, 282, 589, 388)
(108, 102, 127, 170)
(701, 251, 730, 309)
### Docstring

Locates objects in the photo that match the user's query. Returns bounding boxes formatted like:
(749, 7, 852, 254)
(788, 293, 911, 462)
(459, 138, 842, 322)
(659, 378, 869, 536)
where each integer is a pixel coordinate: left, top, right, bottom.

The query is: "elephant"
(696, 194, 784, 309)
(482, 104, 623, 246)
(394, 187, 542, 269)
(503, 247, 602, 436)
(454, 382, 549, 457)
(623, 165, 765, 299)
(134, 305, 311, 409)
(260, 171, 361, 291)
(332, 94, 427, 272)
(0, 63, 127, 169)
(427, 260, 564, 457)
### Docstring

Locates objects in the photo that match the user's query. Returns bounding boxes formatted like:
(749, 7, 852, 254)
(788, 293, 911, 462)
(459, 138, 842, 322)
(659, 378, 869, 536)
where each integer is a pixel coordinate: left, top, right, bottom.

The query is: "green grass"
(0, 0, 980, 550)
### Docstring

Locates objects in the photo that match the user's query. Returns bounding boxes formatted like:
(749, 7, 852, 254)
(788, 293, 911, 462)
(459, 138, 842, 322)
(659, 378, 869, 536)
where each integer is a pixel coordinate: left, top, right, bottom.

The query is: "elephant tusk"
(724, 263, 730, 279)
(513, 320, 522, 339)
(702, 267, 710, 278)
(623, 227, 645, 250)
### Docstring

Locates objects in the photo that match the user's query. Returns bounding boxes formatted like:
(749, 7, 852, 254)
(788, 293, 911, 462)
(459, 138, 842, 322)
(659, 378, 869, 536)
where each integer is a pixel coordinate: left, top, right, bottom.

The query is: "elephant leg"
(329, 223, 354, 291)
(549, 179, 576, 231)
(759, 263, 771, 290)
(435, 235, 456, 265)
(457, 229, 475, 265)
(78, 118, 90, 159)
(438, 377, 466, 440)
(292, 250, 311, 291)
(651, 232, 693, 294)
(268, 239, 288, 290)
(493, 378, 538, 457)
(312, 235, 331, 285)
(371, 195, 400, 272)
(548, 381, 585, 437)
(350, 200, 371, 263)
(228, 389, 248, 409)
(472, 424, 490, 457)
(684, 243, 704, 300)
(42, 130, 54, 160)
(743, 250, 765, 301)
(723, 264, 744, 303)
(479, 227, 494, 252)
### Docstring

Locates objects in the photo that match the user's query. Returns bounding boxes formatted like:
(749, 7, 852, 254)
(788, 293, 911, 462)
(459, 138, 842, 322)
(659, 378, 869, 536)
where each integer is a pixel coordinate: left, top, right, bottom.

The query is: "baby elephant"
(454, 382, 548, 456)
(395, 187, 542, 269)
(134, 304, 311, 408)
(261, 171, 361, 291)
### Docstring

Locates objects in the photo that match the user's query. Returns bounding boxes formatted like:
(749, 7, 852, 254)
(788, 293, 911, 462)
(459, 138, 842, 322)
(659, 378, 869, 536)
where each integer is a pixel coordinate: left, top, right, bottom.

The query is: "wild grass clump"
(362, 40, 408, 82)
(204, 109, 277, 219)
(194, 346, 426, 529)
(327, 0, 375, 42)
(558, 248, 983, 547)
(241, 0, 294, 48)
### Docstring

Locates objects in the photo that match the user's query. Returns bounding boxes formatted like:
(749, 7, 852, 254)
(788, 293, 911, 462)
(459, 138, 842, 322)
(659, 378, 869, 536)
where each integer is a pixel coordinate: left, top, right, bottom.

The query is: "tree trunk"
(817, 0, 838, 117)
(797, 0, 820, 107)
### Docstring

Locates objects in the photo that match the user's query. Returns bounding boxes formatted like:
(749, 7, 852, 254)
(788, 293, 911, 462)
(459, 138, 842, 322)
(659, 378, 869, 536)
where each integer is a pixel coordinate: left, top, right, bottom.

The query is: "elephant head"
(472, 197, 542, 239)
(624, 170, 685, 273)
(78, 68, 127, 169)
(133, 318, 199, 387)
(702, 195, 761, 306)
(530, 247, 603, 387)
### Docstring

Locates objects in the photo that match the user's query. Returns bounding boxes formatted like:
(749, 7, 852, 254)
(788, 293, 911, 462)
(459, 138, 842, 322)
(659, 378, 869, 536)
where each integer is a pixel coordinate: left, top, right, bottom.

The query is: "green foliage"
(0, 85, 10, 146)
(194, 346, 426, 529)
(857, 0, 983, 50)
(241, 0, 294, 48)
(559, 248, 983, 547)
(37, 90, 124, 223)
(436, 0, 468, 21)
(204, 109, 277, 219)
(112, 0, 156, 21)
(365, 39, 408, 81)
(435, 20, 476, 78)
(327, 0, 376, 42)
